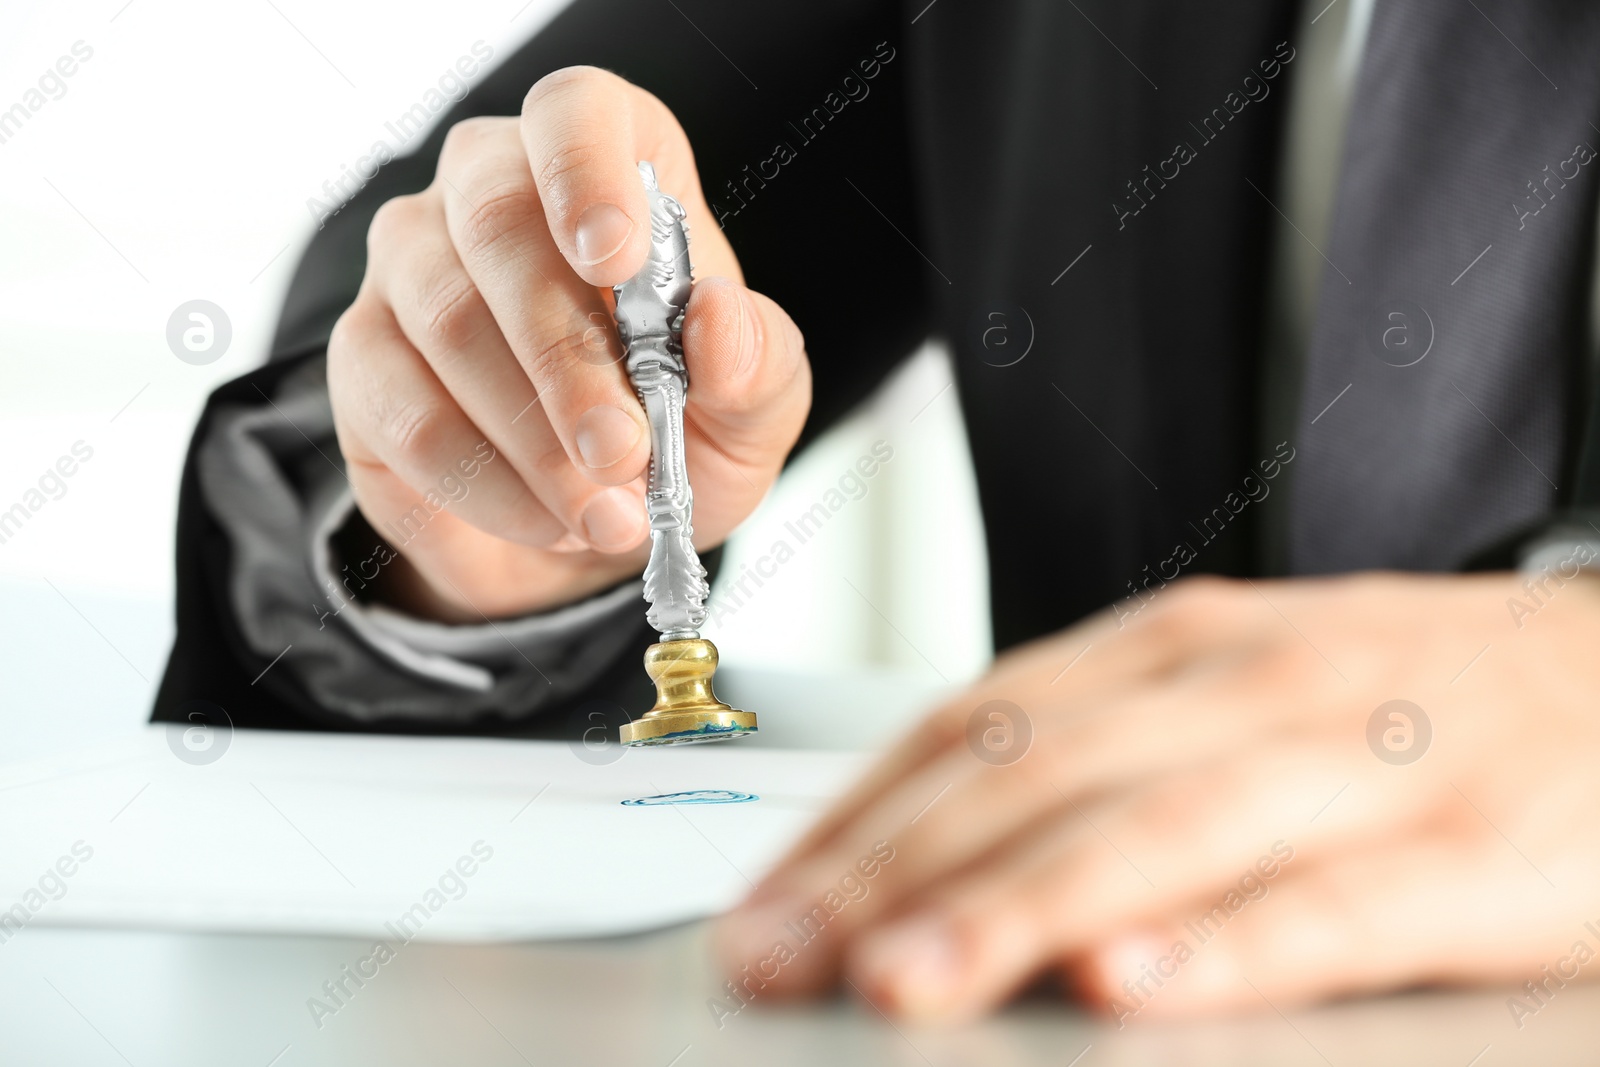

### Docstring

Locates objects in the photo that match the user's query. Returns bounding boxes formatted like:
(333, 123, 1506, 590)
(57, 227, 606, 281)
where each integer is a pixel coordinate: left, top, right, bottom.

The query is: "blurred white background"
(0, 0, 991, 765)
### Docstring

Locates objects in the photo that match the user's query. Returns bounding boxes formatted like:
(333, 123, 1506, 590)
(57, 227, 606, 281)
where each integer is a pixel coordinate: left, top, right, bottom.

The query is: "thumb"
(680, 276, 811, 461)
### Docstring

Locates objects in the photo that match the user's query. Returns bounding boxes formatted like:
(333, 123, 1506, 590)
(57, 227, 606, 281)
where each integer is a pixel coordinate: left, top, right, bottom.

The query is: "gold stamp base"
(620, 638, 758, 747)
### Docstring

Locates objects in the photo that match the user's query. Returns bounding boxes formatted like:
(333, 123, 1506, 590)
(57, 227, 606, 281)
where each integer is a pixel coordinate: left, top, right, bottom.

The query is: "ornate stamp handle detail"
(615, 162, 708, 639)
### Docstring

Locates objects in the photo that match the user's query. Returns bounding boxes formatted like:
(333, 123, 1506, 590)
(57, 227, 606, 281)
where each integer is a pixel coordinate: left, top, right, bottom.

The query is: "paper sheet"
(0, 727, 868, 941)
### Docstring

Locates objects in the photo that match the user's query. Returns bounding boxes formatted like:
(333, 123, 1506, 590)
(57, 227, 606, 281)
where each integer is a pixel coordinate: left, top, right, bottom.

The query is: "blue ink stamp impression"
(622, 790, 758, 806)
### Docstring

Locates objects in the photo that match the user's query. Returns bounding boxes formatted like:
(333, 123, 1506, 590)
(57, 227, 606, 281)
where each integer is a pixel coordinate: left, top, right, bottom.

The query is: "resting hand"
(717, 571, 1600, 1022)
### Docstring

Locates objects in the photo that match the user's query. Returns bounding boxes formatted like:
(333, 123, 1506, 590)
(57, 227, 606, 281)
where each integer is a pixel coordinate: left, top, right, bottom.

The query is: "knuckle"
(526, 433, 576, 480)
(416, 276, 487, 354)
(511, 500, 569, 548)
(438, 115, 505, 169)
(1235, 642, 1316, 694)
(366, 193, 427, 256)
(533, 138, 605, 194)
(324, 314, 361, 416)
(325, 304, 389, 471)
(1154, 575, 1244, 629)
(326, 299, 386, 378)
(519, 321, 592, 385)
(326, 302, 366, 364)
(384, 396, 450, 470)
(453, 180, 542, 260)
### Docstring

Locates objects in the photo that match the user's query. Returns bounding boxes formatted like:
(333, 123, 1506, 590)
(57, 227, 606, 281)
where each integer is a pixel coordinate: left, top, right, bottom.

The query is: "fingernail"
(580, 487, 644, 551)
(575, 203, 633, 266)
(575, 404, 642, 470)
(853, 913, 963, 1017)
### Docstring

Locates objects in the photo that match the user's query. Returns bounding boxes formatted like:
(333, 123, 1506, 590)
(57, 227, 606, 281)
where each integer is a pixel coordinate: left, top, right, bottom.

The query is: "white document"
(0, 727, 869, 941)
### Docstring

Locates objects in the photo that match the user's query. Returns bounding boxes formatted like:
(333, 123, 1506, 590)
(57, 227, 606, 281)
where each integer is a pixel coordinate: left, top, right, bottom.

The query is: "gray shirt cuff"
(197, 355, 645, 725)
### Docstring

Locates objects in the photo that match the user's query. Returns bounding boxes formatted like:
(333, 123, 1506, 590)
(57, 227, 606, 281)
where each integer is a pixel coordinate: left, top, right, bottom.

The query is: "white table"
(2, 920, 1594, 1066)
(1, 592, 1592, 1066)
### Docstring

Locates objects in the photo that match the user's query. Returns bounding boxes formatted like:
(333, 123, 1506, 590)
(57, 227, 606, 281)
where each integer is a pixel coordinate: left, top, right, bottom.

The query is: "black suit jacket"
(153, 0, 1594, 734)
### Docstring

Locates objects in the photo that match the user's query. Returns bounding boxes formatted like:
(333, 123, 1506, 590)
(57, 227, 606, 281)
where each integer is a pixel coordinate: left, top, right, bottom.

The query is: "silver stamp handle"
(615, 161, 708, 639)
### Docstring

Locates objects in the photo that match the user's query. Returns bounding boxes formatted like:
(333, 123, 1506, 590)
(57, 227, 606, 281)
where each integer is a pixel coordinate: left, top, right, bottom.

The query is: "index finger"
(520, 65, 739, 287)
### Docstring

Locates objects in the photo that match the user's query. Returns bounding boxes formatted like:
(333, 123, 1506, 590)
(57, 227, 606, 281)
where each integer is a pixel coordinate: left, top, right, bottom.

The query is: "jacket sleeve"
(152, 0, 932, 735)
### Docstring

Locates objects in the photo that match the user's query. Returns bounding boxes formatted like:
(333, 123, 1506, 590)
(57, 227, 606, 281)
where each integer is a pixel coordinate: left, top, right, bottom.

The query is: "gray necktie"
(1289, 0, 1600, 573)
